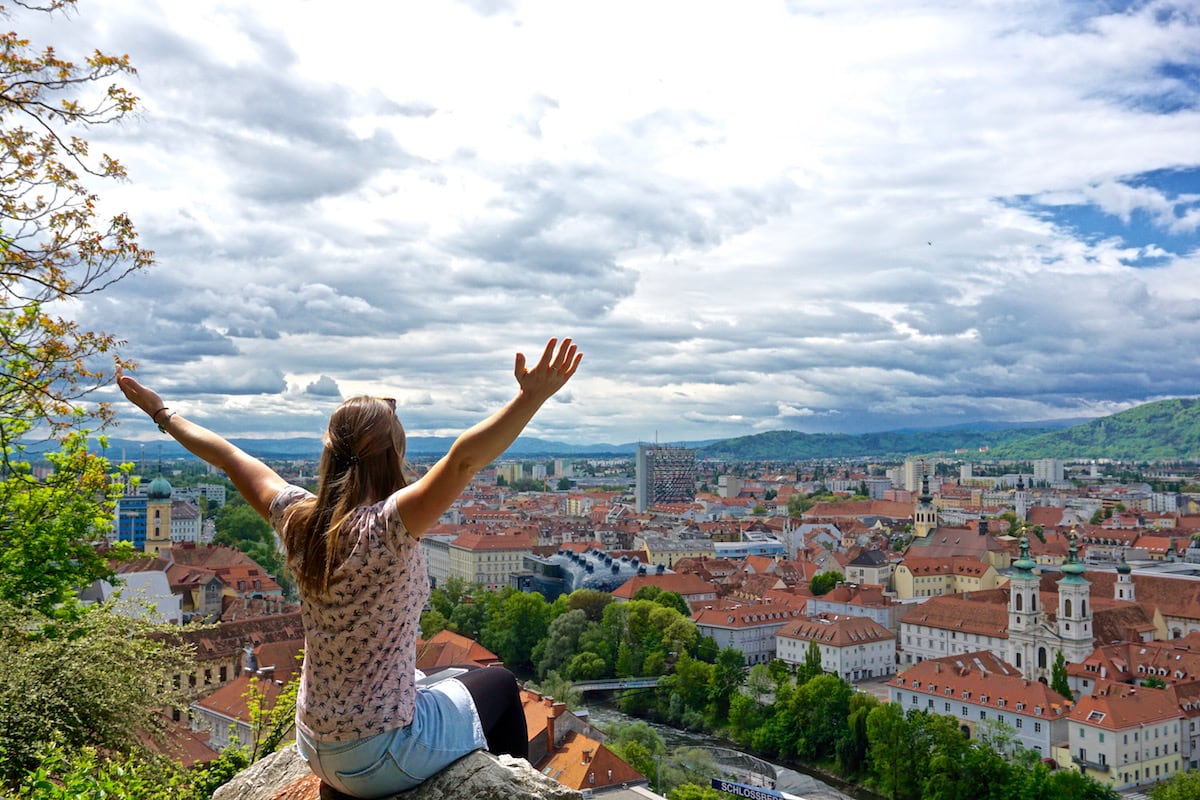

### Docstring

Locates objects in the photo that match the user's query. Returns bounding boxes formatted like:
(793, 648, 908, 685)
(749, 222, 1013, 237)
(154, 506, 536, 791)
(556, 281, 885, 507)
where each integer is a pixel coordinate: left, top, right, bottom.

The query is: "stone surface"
(211, 745, 583, 800)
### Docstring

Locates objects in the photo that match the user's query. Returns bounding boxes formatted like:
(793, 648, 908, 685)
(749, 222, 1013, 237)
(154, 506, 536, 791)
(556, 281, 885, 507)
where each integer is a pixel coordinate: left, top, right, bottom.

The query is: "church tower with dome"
(1007, 533, 1043, 675)
(143, 474, 174, 556)
(1006, 527, 1094, 682)
(1055, 530, 1094, 664)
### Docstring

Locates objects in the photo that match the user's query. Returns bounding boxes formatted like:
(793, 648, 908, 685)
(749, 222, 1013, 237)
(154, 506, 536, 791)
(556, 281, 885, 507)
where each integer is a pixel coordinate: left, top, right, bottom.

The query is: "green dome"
(147, 475, 173, 500)
(1012, 535, 1038, 574)
(1116, 558, 1131, 575)
(1058, 531, 1089, 585)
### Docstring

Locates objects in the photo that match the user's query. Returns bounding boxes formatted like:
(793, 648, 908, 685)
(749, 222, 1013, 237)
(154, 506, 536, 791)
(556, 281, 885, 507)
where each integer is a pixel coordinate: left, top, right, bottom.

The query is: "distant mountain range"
(85, 397, 1200, 463)
(99, 435, 643, 462)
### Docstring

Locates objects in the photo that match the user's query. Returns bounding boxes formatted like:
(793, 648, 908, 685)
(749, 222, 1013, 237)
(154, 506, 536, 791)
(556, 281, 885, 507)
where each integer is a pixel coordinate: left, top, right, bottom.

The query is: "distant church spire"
(1015, 474, 1029, 522)
(1115, 550, 1135, 602)
(913, 464, 938, 538)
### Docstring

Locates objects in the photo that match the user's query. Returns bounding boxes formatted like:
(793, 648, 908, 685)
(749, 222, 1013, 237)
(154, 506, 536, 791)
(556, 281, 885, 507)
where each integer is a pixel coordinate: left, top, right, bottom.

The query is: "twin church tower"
(912, 468, 1105, 682)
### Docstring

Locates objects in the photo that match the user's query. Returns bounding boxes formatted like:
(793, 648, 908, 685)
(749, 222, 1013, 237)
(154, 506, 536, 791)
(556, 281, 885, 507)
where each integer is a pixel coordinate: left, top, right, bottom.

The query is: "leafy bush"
(0, 600, 193, 787)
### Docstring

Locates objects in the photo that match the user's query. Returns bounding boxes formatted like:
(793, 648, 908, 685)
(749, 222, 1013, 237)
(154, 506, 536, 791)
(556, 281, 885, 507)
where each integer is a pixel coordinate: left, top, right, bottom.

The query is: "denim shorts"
(295, 678, 488, 798)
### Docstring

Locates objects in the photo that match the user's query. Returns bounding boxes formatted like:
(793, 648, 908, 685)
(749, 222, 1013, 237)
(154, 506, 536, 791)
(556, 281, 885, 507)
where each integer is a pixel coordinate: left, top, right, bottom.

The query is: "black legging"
(457, 666, 529, 760)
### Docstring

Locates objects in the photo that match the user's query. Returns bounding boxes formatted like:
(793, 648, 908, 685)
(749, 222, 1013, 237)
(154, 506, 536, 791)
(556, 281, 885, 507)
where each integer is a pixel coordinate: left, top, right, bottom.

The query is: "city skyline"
(29, 1, 1200, 444)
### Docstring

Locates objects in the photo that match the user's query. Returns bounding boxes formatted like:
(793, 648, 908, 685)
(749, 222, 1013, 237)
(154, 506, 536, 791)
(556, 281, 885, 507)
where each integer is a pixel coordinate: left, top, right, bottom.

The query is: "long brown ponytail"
(281, 396, 407, 597)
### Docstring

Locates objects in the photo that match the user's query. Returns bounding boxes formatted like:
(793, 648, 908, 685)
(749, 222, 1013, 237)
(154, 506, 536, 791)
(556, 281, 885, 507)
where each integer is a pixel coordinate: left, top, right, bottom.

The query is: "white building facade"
(777, 614, 896, 682)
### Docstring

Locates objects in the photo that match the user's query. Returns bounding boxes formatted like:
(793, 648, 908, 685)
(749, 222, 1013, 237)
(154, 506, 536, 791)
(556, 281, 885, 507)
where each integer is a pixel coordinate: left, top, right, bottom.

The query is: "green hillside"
(696, 427, 1055, 460)
(696, 398, 1200, 461)
(988, 398, 1200, 461)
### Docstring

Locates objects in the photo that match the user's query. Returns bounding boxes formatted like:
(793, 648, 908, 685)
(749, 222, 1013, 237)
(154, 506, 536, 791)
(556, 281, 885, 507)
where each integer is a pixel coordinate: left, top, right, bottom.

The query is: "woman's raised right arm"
(393, 338, 582, 536)
(117, 369, 288, 521)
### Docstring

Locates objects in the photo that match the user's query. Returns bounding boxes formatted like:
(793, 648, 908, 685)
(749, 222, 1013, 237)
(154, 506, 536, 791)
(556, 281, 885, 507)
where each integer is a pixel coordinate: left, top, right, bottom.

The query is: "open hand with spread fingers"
(514, 337, 582, 403)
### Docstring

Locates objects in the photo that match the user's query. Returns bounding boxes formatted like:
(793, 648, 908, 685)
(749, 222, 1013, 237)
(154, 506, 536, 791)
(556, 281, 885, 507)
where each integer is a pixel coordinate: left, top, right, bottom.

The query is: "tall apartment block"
(902, 458, 936, 492)
(1033, 458, 1065, 485)
(635, 444, 696, 512)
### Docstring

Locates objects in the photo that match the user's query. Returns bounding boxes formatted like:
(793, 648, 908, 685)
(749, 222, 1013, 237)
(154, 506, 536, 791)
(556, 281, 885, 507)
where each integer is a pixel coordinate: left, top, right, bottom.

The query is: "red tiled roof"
(450, 532, 534, 551)
(899, 555, 991, 577)
(1069, 680, 1182, 729)
(778, 613, 894, 646)
(415, 630, 501, 670)
(693, 603, 804, 629)
(541, 732, 645, 791)
(611, 573, 717, 600)
(891, 651, 1070, 716)
(900, 593, 1009, 638)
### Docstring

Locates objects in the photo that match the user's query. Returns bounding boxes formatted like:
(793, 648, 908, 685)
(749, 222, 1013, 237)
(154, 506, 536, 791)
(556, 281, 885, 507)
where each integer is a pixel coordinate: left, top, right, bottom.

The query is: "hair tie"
(332, 449, 360, 468)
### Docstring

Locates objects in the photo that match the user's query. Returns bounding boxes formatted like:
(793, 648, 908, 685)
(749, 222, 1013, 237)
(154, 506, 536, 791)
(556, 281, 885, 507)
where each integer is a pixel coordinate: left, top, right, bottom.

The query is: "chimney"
(546, 702, 566, 751)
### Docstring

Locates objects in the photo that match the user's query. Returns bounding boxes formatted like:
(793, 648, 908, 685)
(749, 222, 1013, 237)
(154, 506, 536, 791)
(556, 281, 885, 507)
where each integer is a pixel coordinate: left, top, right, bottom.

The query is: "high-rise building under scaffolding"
(635, 444, 696, 512)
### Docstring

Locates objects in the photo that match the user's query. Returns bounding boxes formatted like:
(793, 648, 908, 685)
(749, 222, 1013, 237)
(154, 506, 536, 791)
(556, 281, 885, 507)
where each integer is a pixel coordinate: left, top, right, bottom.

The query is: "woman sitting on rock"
(119, 338, 582, 798)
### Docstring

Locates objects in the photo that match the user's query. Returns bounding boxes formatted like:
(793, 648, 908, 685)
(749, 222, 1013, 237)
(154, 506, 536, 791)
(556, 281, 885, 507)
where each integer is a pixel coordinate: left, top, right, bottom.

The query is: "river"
(584, 702, 875, 800)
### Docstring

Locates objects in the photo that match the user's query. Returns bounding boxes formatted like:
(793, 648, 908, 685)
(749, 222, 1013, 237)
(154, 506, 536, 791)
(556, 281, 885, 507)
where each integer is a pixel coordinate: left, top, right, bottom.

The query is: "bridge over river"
(572, 676, 662, 692)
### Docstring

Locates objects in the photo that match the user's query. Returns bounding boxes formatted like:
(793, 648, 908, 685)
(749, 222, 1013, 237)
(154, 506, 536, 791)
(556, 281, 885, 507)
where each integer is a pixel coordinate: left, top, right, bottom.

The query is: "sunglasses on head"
(380, 397, 396, 412)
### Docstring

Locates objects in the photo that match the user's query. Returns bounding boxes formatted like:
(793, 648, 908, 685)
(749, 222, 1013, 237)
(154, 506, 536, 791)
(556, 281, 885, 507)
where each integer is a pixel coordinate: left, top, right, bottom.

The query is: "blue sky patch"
(1007, 167, 1200, 263)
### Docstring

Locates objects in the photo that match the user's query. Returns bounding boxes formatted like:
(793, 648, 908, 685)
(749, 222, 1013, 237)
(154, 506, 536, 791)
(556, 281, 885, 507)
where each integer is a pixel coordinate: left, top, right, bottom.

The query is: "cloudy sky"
(29, 0, 1200, 445)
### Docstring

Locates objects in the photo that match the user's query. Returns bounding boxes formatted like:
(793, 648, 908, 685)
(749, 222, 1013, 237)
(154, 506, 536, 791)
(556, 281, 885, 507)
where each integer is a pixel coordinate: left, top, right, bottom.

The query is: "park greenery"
(422, 581, 1120, 799)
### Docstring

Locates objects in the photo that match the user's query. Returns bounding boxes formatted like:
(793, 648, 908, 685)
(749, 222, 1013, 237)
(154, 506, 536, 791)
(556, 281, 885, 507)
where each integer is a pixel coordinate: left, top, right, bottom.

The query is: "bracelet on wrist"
(155, 409, 178, 433)
(151, 407, 170, 423)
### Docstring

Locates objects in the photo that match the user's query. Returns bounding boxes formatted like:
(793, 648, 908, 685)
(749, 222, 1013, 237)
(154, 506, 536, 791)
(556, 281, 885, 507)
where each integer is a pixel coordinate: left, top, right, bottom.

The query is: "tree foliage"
(809, 570, 843, 596)
(536, 608, 590, 679)
(0, 0, 151, 448)
(668, 784, 724, 800)
(0, 429, 130, 614)
(1050, 650, 1073, 700)
(1, 742, 191, 800)
(1150, 770, 1200, 800)
(790, 673, 851, 760)
(566, 587, 613, 621)
(0, 600, 193, 787)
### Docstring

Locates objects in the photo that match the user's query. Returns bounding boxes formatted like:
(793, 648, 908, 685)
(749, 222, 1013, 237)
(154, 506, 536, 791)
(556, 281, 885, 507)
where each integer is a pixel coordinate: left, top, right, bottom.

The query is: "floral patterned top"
(270, 484, 428, 742)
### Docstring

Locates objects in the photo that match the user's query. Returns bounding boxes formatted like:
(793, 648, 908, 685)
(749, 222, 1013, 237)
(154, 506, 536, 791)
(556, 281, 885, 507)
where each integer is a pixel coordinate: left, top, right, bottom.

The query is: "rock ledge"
(212, 745, 583, 800)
